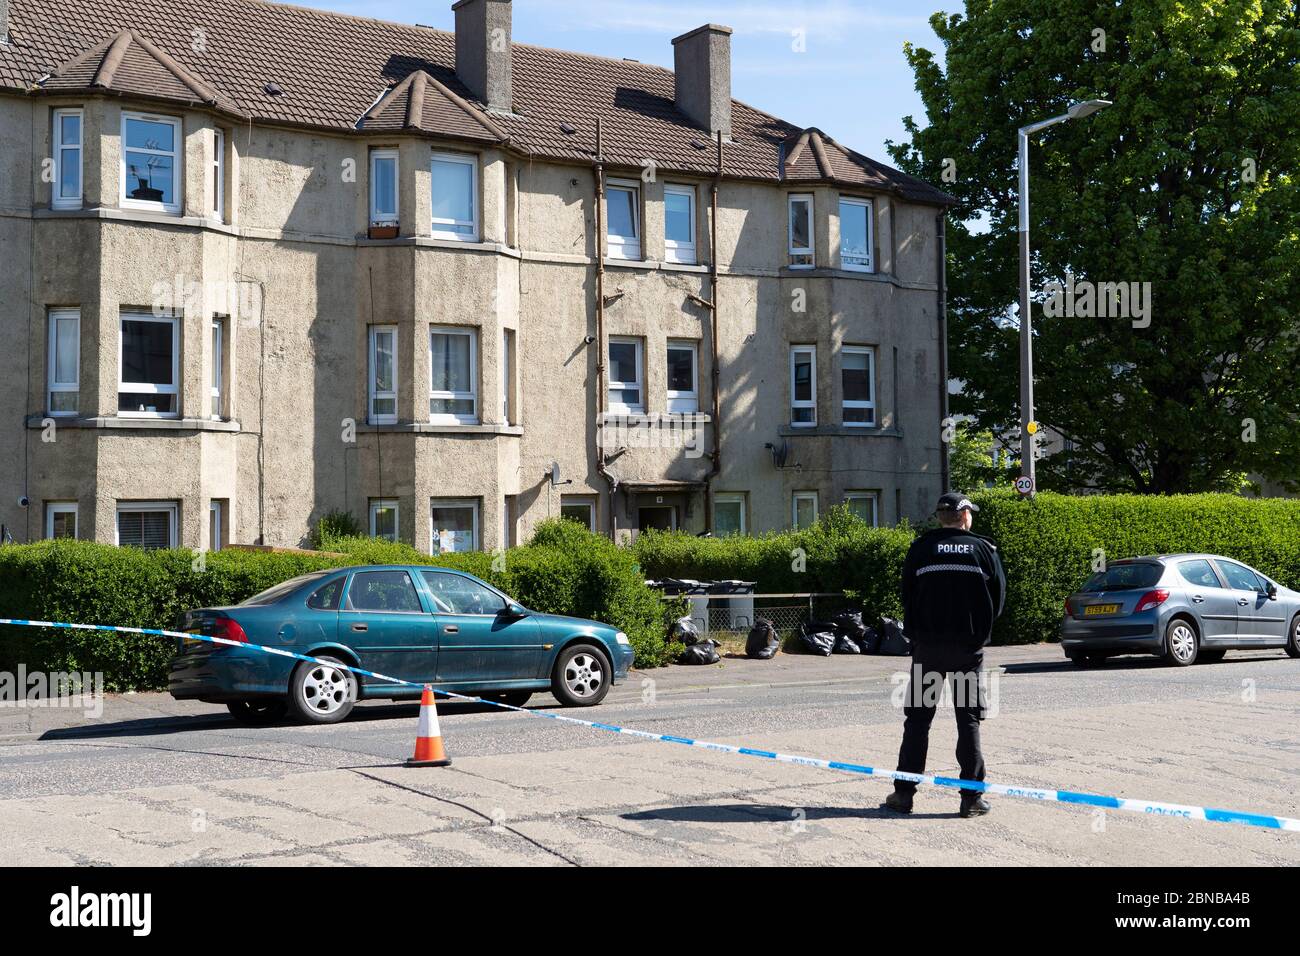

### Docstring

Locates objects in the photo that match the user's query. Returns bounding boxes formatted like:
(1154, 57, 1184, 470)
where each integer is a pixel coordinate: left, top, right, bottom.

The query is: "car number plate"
(1084, 604, 1120, 616)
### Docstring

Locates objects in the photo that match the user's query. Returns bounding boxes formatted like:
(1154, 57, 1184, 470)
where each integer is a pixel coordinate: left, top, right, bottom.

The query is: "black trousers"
(893, 645, 986, 799)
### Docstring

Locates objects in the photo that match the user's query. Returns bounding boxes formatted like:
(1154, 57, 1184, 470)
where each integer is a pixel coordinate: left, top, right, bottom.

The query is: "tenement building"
(0, 0, 954, 552)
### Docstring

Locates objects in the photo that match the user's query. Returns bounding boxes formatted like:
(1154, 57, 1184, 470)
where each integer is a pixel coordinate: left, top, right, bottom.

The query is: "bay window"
(52, 109, 83, 209)
(431, 152, 478, 239)
(370, 148, 399, 225)
(47, 309, 80, 416)
(122, 112, 182, 214)
(370, 499, 399, 542)
(790, 345, 816, 426)
(788, 194, 814, 267)
(116, 501, 178, 550)
(431, 499, 480, 553)
(368, 325, 398, 424)
(119, 313, 179, 416)
(429, 328, 478, 424)
(839, 197, 873, 271)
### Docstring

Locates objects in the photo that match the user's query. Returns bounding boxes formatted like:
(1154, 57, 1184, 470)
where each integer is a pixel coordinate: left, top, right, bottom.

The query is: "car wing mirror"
(502, 603, 529, 618)
(1266, 583, 1278, 599)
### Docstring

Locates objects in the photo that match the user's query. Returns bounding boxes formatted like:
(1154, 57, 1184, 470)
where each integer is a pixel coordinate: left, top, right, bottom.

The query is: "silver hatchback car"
(1060, 554, 1300, 667)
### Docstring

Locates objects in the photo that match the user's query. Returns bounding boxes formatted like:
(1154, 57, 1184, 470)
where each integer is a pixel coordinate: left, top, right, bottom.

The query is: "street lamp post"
(1017, 99, 1111, 493)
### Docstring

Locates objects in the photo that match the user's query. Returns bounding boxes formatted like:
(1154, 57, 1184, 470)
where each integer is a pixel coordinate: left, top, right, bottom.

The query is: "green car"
(169, 565, 635, 725)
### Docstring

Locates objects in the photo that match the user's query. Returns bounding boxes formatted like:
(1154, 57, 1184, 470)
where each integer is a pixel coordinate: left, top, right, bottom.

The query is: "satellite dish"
(549, 461, 561, 486)
(764, 440, 789, 469)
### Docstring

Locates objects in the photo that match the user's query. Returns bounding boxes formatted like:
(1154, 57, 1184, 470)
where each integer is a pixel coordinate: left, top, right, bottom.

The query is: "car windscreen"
(240, 571, 331, 606)
(1079, 562, 1164, 593)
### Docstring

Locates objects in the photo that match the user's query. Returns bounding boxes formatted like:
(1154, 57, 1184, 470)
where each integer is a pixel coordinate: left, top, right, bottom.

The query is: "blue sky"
(311, 0, 949, 166)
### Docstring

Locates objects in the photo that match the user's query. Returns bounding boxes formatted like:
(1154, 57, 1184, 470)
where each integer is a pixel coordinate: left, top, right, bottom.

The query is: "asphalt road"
(1, 644, 1298, 865)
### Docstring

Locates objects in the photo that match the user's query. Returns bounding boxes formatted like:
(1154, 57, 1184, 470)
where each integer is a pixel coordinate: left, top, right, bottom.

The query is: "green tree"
(948, 420, 1016, 493)
(890, 0, 1300, 493)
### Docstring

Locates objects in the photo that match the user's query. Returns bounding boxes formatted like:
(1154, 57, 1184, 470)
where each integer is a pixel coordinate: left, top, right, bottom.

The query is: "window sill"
(600, 412, 712, 425)
(779, 424, 900, 438)
(34, 206, 236, 235)
(358, 423, 524, 436)
(26, 415, 242, 432)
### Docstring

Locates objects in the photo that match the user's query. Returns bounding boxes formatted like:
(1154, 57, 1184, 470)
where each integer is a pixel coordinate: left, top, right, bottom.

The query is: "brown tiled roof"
(782, 127, 945, 200)
(0, 0, 954, 204)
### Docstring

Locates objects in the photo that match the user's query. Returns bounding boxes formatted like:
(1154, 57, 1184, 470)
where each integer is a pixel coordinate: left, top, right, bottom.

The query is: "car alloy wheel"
(551, 643, 612, 707)
(1165, 620, 1198, 666)
(288, 655, 357, 724)
(565, 652, 604, 700)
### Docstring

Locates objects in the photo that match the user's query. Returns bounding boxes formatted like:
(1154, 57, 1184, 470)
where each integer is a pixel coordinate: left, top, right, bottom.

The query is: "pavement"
(1, 643, 1298, 866)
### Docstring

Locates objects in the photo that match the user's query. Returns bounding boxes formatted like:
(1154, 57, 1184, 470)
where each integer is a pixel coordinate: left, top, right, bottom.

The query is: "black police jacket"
(901, 527, 1007, 652)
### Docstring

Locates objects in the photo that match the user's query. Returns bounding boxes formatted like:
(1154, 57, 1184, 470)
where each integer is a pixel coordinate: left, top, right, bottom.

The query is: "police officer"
(885, 492, 1006, 818)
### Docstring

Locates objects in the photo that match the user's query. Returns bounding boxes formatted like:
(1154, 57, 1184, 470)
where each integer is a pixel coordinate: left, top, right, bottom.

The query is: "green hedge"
(635, 494, 1300, 646)
(634, 506, 915, 622)
(972, 491, 1300, 644)
(0, 520, 674, 690)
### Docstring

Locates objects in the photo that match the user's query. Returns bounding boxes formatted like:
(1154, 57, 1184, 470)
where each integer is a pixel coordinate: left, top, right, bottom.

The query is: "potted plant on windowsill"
(369, 221, 399, 240)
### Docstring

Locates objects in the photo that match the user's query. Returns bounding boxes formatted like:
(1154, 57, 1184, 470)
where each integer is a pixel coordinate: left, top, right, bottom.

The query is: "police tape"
(3, 616, 1298, 833)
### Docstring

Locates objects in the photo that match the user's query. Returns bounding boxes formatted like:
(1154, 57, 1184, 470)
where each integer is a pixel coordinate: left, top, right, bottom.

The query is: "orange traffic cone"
(406, 685, 451, 767)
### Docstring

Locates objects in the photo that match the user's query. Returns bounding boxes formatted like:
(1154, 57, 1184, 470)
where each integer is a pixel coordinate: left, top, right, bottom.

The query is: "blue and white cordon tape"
(3, 616, 1298, 834)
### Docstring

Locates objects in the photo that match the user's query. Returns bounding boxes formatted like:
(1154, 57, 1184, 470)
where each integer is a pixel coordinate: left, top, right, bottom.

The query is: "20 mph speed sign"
(1014, 476, 1034, 495)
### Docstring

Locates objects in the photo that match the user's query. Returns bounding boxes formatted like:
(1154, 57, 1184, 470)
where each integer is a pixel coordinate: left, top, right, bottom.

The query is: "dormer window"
(122, 112, 182, 215)
(431, 152, 478, 240)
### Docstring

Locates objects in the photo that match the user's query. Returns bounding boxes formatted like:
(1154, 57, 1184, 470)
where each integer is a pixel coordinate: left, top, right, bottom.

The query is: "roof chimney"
(453, 0, 512, 112)
(671, 24, 732, 138)
(1, 0, 10, 44)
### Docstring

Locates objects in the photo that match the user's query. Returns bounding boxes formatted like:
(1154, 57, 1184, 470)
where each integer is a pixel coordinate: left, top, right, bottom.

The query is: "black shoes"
(959, 796, 992, 818)
(884, 791, 914, 814)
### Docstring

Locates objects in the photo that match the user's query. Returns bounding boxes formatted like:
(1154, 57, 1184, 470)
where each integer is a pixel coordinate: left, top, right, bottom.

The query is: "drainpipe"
(593, 119, 618, 537)
(702, 130, 724, 531)
(936, 211, 950, 493)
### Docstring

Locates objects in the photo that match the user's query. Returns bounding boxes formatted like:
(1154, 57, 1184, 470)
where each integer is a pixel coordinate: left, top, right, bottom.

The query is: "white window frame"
(664, 184, 697, 264)
(429, 327, 478, 425)
(501, 328, 516, 425)
(844, 492, 879, 527)
(52, 108, 83, 210)
(607, 336, 644, 414)
(841, 345, 877, 427)
(212, 128, 226, 220)
(210, 317, 225, 420)
(666, 339, 699, 414)
(47, 308, 80, 416)
(115, 501, 178, 549)
(792, 491, 819, 529)
(606, 179, 642, 260)
(430, 498, 480, 554)
(713, 493, 746, 537)
(208, 500, 223, 551)
(430, 151, 478, 241)
(45, 502, 78, 540)
(560, 497, 597, 531)
(788, 193, 815, 266)
(370, 148, 399, 225)
(838, 197, 874, 272)
(120, 111, 183, 215)
(368, 325, 398, 425)
(119, 312, 180, 418)
(370, 499, 399, 542)
(790, 345, 817, 427)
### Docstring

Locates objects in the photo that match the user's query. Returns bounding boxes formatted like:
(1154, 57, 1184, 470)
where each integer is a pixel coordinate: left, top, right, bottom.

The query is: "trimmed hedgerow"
(0, 520, 675, 690)
(971, 491, 1300, 645)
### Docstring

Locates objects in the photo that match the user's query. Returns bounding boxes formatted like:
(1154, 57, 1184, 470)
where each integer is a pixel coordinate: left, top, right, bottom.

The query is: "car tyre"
(551, 643, 611, 707)
(1287, 614, 1300, 659)
(226, 700, 287, 725)
(287, 655, 357, 724)
(486, 691, 532, 708)
(1163, 618, 1199, 667)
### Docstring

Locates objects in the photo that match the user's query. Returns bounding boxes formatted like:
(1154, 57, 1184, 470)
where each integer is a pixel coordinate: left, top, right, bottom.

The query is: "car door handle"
(1238, 598, 1249, 606)
(1191, 595, 1205, 603)
(351, 623, 368, 632)
(443, 624, 459, 634)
